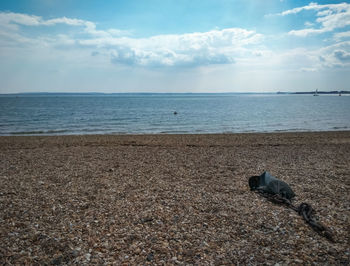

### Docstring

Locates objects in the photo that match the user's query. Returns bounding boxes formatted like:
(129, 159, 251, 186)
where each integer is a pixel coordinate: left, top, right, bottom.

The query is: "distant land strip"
(277, 90, 350, 95)
(0, 91, 349, 96)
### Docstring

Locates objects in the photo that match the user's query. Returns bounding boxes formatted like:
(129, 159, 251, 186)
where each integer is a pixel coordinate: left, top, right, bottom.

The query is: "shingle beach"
(1, 132, 349, 264)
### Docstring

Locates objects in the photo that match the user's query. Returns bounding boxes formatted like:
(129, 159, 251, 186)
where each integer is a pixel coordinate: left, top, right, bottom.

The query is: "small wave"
(332, 126, 348, 130)
(272, 128, 309, 132)
(159, 130, 190, 134)
(10, 129, 68, 135)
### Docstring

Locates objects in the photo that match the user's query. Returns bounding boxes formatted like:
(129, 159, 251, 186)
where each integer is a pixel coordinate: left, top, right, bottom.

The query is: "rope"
(297, 203, 334, 242)
(255, 190, 334, 242)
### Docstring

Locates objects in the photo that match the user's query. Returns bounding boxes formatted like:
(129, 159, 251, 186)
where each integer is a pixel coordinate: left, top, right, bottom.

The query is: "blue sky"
(0, 0, 349, 93)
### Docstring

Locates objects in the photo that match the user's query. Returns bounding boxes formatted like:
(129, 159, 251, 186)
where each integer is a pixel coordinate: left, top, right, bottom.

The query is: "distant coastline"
(1, 91, 349, 96)
(277, 90, 350, 95)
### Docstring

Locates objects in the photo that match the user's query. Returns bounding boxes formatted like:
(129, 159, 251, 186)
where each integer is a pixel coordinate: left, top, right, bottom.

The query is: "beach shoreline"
(1, 131, 349, 264)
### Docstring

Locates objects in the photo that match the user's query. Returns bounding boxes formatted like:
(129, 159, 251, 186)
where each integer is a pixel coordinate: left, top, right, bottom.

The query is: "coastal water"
(0, 93, 349, 135)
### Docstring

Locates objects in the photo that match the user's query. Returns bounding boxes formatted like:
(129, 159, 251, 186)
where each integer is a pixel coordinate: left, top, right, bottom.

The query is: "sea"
(0, 93, 349, 135)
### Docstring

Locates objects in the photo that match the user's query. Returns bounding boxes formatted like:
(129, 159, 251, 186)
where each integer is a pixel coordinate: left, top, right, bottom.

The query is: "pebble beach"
(0, 131, 349, 264)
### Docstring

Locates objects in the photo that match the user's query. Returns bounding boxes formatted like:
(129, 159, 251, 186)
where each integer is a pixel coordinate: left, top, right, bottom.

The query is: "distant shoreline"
(278, 90, 350, 95)
(1, 91, 350, 96)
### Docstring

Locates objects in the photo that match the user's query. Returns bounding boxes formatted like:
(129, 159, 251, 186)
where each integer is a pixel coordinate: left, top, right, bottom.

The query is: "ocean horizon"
(1, 93, 349, 136)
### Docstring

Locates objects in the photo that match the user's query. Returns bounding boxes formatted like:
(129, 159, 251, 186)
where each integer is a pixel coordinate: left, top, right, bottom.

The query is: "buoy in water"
(174, 111, 177, 115)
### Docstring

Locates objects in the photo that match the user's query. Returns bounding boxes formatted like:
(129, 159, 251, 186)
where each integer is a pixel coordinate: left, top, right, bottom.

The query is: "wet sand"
(0, 131, 349, 264)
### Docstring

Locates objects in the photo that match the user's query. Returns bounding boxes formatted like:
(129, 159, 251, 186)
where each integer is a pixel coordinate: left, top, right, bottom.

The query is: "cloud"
(304, 21, 314, 27)
(334, 50, 350, 61)
(300, 67, 317, 72)
(70, 27, 263, 67)
(110, 44, 235, 67)
(260, 41, 350, 72)
(317, 41, 350, 68)
(0, 12, 264, 67)
(0, 12, 130, 39)
(272, 2, 350, 36)
(103, 28, 262, 67)
(0, 12, 87, 28)
(334, 31, 350, 40)
(277, 2, 349, 16)
(288, 28, 324, 37)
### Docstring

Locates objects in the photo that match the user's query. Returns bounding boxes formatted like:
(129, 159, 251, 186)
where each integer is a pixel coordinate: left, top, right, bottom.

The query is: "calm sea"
(0, 93, 349, 135)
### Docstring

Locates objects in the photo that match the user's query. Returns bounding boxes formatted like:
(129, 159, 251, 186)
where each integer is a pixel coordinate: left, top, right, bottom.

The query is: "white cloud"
(278, 2, 349, 16)
(75, 28, 264, 67)
(288, 28, 325, 37)
(0, 12, 42, 28)
(334, 31, 350, 40)
(1, 11, 349, 73)
(300, 67, 317, 72)
(0, 12, 89, 30)
(0, 12, 129, 41)
(316, 41, 350, 68)
(43, 17, 88, 26)
(0, 12, 264, 67)
(273, 2, 350, 36)
(250, 41, 350, 73)
(304, 21, 314, 27)
(333, 49, 350, 61)
(98, 28, 263, 67)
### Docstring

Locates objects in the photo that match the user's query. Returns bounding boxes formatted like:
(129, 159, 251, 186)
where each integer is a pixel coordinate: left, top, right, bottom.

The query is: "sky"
(0, 0, 349, 93)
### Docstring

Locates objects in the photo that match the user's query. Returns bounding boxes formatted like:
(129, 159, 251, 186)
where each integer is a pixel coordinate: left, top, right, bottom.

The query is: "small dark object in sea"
(174, 111, 177, 115)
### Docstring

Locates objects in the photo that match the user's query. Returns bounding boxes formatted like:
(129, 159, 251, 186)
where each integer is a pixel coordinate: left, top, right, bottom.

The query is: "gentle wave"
(9, 129, 69, 135)
(332, 126, 349, 130)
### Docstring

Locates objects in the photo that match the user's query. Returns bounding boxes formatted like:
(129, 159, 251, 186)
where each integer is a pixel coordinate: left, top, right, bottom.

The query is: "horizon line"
(1, 90, 350, 95)
(1, 91, 277, 95)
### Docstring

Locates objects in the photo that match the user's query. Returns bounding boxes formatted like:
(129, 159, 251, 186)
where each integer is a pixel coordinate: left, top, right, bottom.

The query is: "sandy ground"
(0, 131, 349, 265)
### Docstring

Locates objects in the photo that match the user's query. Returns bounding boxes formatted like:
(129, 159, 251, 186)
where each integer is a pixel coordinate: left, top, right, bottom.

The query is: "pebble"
(135, 248, 141, 254)
(85, 253, 91, 261)
(147, 252, 154, 261)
